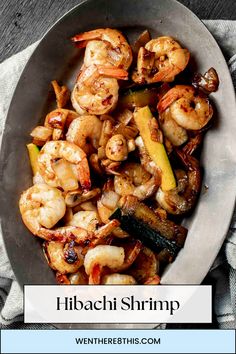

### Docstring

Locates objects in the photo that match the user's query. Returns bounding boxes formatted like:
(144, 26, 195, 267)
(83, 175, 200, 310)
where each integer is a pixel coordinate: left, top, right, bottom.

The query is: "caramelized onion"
(192, 67, 219, 93)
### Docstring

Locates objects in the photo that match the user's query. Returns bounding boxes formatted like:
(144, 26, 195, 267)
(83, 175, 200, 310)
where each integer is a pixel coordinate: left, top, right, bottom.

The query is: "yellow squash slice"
(134, 106, 176, 191)
(27, 143, 39, 175)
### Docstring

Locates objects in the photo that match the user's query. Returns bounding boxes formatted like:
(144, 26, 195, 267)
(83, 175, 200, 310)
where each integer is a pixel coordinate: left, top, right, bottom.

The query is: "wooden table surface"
(1, 0, 236, 63)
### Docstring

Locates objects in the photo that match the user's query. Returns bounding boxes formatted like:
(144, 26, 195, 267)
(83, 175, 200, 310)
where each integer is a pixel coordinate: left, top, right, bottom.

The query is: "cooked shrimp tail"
(77, 157, 91, 191)
(183, 134, 203, 155)
(71, 28, 133, 70)
(94, 219, 120, 240)
(158, 85, 195, 113)
(176, 149, 201, 206)
(97, 66, 129, 80)
(156, 150, 201, 215)
(73, 40, 89, 48)
(38, 226, 93, 244)
(158, 85, 213, 130)
(176, 148, 200, 174)
(71, 30, 101, 43)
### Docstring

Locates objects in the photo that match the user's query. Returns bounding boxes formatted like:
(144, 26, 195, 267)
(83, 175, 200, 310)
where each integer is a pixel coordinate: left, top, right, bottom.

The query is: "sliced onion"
(116, 109, 133, 125)
(80, 201, 97, 212)
(113, 123, 139, 140)
(101, 191, 120, 210)
(53, 159, 78, 191)
(99, 120, 113, 147)
(132, 30, 151, 57)
(30, 126, 53, 141)
(51, 80, 70, 109)
(97, 146, 106, 160)
(97, 199, 112, 224)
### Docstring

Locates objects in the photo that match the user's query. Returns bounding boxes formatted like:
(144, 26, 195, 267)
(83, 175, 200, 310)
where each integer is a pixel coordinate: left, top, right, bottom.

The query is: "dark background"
(0, 0, 236, 63)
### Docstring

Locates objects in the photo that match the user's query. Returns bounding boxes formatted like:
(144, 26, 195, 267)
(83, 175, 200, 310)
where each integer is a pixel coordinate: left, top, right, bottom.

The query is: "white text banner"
(24, 285, 211, 323)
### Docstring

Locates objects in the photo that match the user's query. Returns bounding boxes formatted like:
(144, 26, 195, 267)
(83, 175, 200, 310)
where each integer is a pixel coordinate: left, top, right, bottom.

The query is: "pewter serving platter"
(0, 0, 236, 329)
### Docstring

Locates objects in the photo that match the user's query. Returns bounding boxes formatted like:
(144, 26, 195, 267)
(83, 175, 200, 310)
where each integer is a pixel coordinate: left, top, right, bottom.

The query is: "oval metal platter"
(0, 0, 236, 328)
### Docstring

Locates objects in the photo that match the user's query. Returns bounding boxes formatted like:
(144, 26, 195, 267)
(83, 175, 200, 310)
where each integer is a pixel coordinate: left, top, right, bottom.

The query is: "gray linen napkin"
(0, 20, 235, 329)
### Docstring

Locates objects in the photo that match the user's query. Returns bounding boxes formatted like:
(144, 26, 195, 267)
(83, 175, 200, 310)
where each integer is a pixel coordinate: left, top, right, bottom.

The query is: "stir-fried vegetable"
(118, 196, 187, 245)
(101, 190, 120, 210)
(26, 143, 39, 175)
(110, 195, 187, 257)
(119, 88, 158, 109)
(30, 126, 53, 143)
(132, 29, 151, 57)
(110, 208, 181, 257)
(134, 106, 176, 190)
(192, 67, 219, 94)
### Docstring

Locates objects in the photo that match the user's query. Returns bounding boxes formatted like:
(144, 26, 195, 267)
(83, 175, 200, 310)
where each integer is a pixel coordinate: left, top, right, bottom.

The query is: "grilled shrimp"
(84, 245, 125, 275)
(114, 162, 160, 200)
(157, 85, 213, 130)
(44, 241, 84, 274)
(132, 36, 190, 83)
(39, 220, 118, 245)
(66, 115, 102, 155)
(19, 185, 93, 243)
(159, 108, 188, 146)
(67, 211, 99, 233)
(38, 140, 91, 191)
(101, 273, 137, 284)
(19, 184, 66, 235)
(71, 65, 127, 115)
(71, 28, 133, 70)
(19, 184, 66, 231)
(38, 225, 93, 243)
(156, 150, 201, 215)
